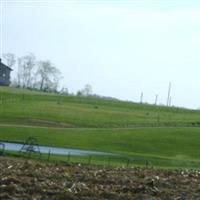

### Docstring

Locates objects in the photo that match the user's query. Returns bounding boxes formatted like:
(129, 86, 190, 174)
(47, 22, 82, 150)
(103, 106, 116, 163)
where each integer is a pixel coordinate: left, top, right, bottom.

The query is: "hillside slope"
(0, 86, 199, 128)
(1, 86, 200, 168)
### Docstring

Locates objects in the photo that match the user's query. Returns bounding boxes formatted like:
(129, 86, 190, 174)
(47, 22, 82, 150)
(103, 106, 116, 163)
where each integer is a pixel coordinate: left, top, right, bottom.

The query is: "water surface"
(0, 141, 113, 156)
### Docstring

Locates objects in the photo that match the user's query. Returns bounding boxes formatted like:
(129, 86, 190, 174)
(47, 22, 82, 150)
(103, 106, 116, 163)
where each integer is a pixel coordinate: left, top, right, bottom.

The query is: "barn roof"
(0, 58, 13, 71)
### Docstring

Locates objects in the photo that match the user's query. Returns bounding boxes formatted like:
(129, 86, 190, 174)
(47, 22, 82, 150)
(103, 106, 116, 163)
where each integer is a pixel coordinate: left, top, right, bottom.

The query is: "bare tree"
(3, 53, 16, 68)
(16, 58, 22, 87)
(3, 52, 63, 92)
(36, 61, 62, 92)
(16, 54, 36, 88)
(60, 87, 69, 95)
(77, 84, 93, 96)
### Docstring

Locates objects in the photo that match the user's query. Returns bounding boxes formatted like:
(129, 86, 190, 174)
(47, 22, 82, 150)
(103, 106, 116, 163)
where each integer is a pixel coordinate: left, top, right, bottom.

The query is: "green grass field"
(0, 86, 200, 168)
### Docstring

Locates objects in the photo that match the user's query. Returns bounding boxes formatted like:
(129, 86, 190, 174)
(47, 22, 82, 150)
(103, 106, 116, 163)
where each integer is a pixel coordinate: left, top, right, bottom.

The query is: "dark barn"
(0, 58, 12, 86)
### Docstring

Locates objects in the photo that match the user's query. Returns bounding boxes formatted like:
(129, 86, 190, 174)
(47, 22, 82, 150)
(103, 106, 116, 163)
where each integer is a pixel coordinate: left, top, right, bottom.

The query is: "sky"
(1, 0, 200, 109)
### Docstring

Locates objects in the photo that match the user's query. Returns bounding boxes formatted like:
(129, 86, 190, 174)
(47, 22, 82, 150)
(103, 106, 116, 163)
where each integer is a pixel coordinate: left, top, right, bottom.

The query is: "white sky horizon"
(1, 0, 200, 109)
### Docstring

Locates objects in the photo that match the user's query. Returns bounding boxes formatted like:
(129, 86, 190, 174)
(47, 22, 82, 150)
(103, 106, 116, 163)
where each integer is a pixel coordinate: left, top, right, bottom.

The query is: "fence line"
(0, 148, 152, 168)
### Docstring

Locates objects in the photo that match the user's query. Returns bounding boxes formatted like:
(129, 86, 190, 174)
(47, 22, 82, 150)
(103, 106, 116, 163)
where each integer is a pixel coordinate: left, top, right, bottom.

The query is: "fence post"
(0, 143, 5, 156)
(88, 155, 92, 165)
(22, 94, 25, 101)
(47, 149, 51, 161)
(146, 160, 149, 168)
(127, 159, 130, 167)
(28, 151, 31, 158)
(2, 97, 4, 114)
(108, 157, 111, 166)
(67, 152, 71, 162)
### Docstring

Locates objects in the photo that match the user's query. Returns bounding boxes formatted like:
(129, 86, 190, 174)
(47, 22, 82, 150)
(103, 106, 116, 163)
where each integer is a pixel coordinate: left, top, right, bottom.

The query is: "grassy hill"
(0, 86, 200, 128)
(0, 86, 200, 168)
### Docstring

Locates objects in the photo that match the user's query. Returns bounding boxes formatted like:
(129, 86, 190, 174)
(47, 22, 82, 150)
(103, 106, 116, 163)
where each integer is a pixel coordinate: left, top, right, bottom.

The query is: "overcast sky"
(1, 0, 200, 109)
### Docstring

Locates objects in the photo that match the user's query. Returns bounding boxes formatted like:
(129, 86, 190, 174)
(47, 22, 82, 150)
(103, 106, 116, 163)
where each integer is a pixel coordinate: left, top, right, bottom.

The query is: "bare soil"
(1, 157, 200, 200)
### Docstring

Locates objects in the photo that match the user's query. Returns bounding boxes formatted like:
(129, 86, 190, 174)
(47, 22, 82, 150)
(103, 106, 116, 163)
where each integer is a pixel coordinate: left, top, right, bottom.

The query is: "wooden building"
(0, 58, 12, 86)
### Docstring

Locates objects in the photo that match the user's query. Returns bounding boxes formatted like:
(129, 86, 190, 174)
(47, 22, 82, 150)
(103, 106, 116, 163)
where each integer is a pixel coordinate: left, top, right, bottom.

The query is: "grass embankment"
(0, 86, 200, 168)
(1, 126, 200, 168)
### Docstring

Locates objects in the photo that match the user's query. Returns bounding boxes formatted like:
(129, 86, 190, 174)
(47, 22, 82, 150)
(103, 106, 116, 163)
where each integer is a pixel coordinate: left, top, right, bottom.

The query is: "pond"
(0, 141, 113, 156)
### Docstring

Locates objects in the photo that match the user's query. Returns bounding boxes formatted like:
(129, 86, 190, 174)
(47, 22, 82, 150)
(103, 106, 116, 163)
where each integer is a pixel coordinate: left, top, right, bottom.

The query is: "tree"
(36, 60, 62, 92)
(83, 84, 92, 96)
(3, 53, 16, 68)
(3, 52, 63, 92)
(18, 54, 36, 88)
(60, 87, 69, 95)
(77, 84, 92, 96)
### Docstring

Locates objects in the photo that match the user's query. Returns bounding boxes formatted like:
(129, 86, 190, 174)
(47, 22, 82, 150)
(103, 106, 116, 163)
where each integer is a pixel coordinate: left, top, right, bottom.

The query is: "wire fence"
(0, 147, 152, 169)
(1, 140, 200, 169)
(0, 138, 153, 168)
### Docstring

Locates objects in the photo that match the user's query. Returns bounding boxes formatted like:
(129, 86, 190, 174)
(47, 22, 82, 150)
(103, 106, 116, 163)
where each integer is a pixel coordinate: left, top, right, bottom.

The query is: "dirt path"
(0, 123, 192, 130)
(0, 157, 200, 200)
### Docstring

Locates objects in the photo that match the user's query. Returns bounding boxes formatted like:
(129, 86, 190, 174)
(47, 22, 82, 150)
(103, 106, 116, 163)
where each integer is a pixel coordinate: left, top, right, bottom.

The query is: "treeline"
(3, 53, 62, 93)
(3, 53, 119, 101)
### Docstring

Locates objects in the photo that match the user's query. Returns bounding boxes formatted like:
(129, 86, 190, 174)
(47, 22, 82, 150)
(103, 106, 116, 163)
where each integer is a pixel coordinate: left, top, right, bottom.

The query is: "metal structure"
(19, 137, 41, 156)
(0, 142, 5, 155)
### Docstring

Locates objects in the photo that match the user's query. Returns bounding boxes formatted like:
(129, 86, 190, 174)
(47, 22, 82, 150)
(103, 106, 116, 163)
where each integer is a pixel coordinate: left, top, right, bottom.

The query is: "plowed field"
(1, 157, 200, 200)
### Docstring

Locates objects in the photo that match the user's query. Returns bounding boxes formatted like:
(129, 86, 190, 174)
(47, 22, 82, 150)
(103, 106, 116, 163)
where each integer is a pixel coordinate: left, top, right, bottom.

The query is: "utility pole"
(169, 96, 172, 107)
(155, 94, 158, 105)
(166, 82, 171, 106)
(140, 92, 143, 104)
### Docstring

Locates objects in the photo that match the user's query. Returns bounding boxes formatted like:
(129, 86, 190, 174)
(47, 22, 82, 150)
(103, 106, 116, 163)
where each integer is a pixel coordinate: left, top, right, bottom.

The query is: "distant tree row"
(77, 84, 92, 96)
(3, 53, 62, 92)
(3, 53, 109, 99)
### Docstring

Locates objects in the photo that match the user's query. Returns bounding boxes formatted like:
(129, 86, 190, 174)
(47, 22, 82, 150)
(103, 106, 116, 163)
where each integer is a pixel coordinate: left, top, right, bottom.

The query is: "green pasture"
(1, 86, 200, 168)
(0, 86, 200, 128)
(1, 126, 200, 168)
